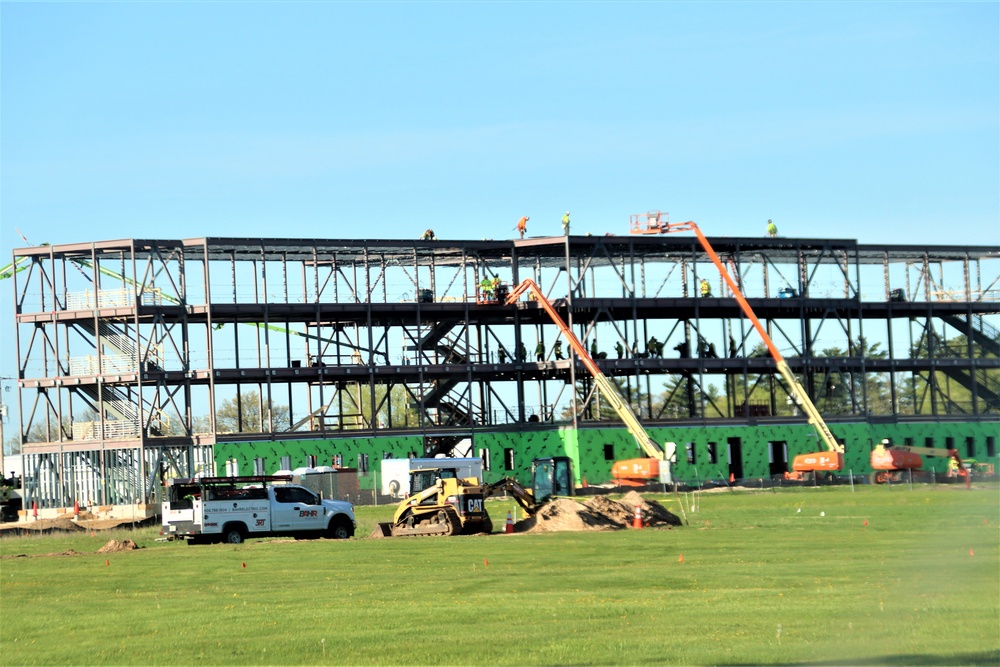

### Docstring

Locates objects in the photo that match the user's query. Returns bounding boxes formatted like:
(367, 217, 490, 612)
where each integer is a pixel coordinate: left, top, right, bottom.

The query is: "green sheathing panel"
(575, 428, 639, 485)
(211, 421, 998, 488)
(868, 422, 1000, 473)
(213, 435, 424, 489)
(472, 428, 577, 487)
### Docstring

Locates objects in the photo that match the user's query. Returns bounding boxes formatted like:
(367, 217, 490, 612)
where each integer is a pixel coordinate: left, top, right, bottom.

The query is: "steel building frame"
(9, 234, 999, 507)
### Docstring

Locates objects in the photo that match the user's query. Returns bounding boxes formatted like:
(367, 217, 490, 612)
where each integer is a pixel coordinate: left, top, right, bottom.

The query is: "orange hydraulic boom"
(638, 219, 845, 474)
(505, 279, 664, 461)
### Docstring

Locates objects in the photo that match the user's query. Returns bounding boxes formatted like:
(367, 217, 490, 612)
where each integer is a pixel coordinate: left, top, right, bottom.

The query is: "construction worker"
(700, 279, 711, 298)
(421, 229, 436, 241)
(561, 211, 571, 235)
(615, 341, 624, 359)
(498, 347, 507, 363)
(948, 457, 960, 477)
(480, 277, 493, 301)
(517, 342, 527, 362)
(491, 276, 501, 296)
(590, 339, 599, 359)
(516, 216, 529, 239)
(535, 341, 545, 362)
(766, 220, 777, 237)
(647, 336, 660, 358)
(553, 340, 564, 360)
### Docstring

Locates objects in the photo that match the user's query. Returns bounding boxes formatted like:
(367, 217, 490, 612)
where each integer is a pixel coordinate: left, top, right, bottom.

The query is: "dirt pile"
(518, 498, 622, 533)
(618, 491, 683, 527)
(518, 493, 682, 533)
(97, 539, 140, 553)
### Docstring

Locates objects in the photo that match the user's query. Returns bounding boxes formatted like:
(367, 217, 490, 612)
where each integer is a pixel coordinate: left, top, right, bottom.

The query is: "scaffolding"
(8, 233, 1000, 507)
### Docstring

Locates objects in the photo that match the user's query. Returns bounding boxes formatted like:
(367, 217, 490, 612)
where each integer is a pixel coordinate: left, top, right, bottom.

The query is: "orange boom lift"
(870, 440, 969, 487)
(504, 279, 667, 478)
(631, 215, 845, 477)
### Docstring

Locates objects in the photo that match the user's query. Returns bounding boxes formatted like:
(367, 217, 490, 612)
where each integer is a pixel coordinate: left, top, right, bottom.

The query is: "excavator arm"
(656, 221, 845, 465)
(505, 279, 664, 460)
(484, 478, 542, 516)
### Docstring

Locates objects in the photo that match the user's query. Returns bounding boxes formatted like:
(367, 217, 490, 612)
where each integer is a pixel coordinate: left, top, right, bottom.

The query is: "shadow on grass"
(721, 650, 1000, 666)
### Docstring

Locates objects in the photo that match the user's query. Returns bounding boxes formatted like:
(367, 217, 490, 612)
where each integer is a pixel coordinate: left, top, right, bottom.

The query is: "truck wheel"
(223, 526, 245, 544)
(328, 517, 354, 540)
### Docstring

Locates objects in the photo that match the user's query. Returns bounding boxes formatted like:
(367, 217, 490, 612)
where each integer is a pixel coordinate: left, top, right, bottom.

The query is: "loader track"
(385, 508, 462, 538)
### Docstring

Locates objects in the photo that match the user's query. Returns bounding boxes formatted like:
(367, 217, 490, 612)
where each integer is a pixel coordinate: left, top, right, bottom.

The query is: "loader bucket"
(370, 523, 394, 538)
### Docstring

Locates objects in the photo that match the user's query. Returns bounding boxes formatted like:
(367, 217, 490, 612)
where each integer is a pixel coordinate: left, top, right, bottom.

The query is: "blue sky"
(2, 2, 997, 248)
(1, 2, 998, 388)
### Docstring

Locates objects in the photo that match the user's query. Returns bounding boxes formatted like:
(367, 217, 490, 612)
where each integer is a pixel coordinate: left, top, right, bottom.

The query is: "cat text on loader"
(870, 440, 970, 487)
(630, 217, 845, 479)
(504, 280, 667, 484)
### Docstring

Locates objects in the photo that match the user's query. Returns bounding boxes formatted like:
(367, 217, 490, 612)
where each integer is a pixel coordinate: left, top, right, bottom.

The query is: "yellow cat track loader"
(374, 468, 492, 538)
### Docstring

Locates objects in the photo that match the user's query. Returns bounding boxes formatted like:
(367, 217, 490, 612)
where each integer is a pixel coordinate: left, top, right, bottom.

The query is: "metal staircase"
(71, 321, 169, 438)
(940, 314, 1000, 357)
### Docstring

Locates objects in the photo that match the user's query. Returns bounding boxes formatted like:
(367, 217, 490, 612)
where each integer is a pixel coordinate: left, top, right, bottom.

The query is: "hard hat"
(566, 211, 570, 214)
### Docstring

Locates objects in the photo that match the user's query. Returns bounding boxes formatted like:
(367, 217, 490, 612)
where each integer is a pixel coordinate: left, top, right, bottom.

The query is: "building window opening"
(504, 448, 515, 472)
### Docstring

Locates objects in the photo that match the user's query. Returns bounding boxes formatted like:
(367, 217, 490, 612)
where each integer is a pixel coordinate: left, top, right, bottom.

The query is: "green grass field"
(1, 484, 997, 666)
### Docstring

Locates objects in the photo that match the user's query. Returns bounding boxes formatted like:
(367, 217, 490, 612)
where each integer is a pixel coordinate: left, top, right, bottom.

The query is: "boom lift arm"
(505, 279, 664, 460)
(650, 221, 844, 468)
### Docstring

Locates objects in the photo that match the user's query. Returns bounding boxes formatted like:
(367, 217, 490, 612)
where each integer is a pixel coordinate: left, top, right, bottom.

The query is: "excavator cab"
(532, 456, 574, 503)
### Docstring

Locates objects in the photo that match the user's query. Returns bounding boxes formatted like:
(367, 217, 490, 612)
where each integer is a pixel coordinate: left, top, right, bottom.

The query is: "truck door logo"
(299, 510, 318, 517)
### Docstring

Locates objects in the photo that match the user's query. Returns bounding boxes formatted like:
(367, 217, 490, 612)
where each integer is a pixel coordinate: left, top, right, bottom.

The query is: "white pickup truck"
(161, 475, 356, 544)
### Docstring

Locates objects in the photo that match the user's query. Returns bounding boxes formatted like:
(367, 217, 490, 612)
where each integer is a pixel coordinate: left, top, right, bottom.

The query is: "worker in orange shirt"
(516, 216, 529, 239)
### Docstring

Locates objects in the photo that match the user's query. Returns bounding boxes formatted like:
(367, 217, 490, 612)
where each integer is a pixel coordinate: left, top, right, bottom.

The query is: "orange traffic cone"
(632, 505, 644, 529)
(505, 511, 514, 534)
(32, 501, 37, 521)
(74, 500, 80, 517)
(678, 553, 684, 563)
(863, 519, 868, 526)
(729, 473, 735, 484)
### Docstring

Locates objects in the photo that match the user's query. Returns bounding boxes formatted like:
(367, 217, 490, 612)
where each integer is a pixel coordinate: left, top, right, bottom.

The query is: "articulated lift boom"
(637, 220, 845, 474)
(505, 280, 664, 461)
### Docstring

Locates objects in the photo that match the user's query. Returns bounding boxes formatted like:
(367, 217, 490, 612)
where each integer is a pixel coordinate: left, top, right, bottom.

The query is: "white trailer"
(380, 458, 483, 498)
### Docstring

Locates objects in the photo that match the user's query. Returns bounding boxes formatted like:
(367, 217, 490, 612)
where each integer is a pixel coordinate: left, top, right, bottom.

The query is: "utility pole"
(0, 377, 16, 479)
